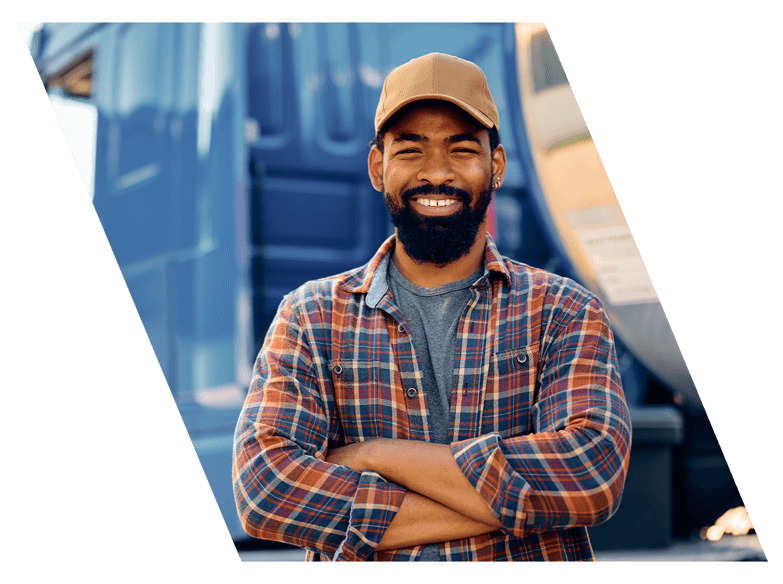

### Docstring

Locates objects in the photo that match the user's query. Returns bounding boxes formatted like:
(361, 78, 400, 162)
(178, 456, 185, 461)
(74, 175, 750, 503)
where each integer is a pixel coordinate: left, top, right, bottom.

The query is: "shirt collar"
(339, 234, 512, 307)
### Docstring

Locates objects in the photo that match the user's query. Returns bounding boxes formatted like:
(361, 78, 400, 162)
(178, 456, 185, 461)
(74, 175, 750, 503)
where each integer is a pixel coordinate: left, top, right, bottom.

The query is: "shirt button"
(516, 353, 527, 364)
(406, 387, 418, 398)
(398, 323, 406, 334)
(333, 364, 343, 375)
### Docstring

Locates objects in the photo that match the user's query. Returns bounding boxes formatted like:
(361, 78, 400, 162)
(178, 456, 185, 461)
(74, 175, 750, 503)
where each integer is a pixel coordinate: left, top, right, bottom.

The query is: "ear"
(491, 144, 507, 189)
(368, 146, 384, 192)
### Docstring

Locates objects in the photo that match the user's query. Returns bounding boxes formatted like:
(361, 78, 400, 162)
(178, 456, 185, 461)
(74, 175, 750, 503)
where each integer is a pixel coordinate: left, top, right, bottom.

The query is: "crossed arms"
(232, 291, 631, 560)
(326, 438, 503, 550)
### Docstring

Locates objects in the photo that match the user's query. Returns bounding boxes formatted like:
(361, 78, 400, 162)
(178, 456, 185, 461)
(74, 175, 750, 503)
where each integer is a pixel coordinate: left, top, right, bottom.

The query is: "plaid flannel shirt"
(233, 235, 631, 561)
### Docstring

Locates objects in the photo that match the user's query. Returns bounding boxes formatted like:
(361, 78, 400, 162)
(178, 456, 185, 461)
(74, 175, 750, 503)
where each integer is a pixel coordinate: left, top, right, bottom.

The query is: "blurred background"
(24, 22, 764, 561)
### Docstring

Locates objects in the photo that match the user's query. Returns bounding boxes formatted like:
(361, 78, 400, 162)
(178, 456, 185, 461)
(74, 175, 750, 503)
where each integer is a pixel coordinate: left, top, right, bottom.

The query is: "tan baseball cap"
(374, 52, 499, 132)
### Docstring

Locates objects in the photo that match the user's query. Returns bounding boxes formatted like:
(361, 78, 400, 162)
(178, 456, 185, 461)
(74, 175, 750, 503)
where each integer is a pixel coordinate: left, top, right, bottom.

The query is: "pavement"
(236, 534, 766, 562)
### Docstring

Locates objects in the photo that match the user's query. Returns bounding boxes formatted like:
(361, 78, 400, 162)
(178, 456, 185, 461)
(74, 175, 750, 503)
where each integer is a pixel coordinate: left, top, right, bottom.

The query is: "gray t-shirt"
(387, 260, 483, 560)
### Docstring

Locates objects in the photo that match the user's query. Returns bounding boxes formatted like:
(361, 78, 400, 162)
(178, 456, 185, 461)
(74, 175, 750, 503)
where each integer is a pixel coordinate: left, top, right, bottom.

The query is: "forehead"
(383, 101, 488, 141)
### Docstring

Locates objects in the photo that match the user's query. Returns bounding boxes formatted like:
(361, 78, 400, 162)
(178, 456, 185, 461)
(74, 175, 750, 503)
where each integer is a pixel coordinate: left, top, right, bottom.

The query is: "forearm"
(374, 439, 504, 528)
(329, 438, 504, 529)
(377, 491, 497, 551)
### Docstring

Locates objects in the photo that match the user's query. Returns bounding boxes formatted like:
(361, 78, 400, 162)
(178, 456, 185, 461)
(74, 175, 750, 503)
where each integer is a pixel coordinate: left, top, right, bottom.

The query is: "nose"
(416, 149, 456, 187)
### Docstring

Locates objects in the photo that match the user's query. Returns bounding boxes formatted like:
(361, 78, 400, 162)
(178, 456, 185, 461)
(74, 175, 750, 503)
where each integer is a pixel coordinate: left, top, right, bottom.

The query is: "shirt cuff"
(451, 433, 530, 536)
(332, 470, 407, 561)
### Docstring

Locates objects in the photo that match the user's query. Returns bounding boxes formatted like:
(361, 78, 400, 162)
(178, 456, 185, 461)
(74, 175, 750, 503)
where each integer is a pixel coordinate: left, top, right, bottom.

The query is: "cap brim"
(375, 94, 495, 132)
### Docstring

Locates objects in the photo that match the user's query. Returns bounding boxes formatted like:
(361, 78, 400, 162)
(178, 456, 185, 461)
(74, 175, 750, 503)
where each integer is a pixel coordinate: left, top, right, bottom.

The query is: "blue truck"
(31, 22, 745, 549)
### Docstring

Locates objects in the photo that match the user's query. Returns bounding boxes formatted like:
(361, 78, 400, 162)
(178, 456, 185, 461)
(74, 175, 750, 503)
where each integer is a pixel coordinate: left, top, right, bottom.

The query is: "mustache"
(401, 184, 472, 203)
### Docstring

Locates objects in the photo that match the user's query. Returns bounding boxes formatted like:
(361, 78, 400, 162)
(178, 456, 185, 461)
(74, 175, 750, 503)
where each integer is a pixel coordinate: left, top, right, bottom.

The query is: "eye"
(394, 147, 421, 156)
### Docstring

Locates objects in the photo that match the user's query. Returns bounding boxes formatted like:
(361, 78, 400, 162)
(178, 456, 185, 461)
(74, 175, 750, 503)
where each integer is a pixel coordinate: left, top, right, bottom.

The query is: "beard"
(384, 181, 493, 266)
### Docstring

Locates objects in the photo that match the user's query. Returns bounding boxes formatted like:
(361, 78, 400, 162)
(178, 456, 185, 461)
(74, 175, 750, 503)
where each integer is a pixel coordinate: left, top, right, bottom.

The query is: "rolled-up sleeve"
(451, 295, 631, 538)
(232, 296, 406, 560)
(332, 471, 406, 560)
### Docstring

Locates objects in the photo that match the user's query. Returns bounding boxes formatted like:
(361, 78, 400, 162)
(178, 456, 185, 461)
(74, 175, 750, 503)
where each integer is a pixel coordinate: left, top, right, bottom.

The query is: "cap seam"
(430, 53, 435, 94)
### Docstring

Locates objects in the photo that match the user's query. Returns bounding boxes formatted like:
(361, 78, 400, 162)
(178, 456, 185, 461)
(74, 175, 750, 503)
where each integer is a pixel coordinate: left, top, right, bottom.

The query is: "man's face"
(368, 101, 505, 266)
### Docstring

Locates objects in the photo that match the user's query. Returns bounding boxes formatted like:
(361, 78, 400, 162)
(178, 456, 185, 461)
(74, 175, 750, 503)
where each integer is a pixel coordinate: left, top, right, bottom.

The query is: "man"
(233, 53, 631, 561)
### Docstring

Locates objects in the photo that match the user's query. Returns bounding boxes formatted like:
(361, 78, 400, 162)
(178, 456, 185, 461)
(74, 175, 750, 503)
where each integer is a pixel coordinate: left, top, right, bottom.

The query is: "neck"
(391, 228, 487, 288)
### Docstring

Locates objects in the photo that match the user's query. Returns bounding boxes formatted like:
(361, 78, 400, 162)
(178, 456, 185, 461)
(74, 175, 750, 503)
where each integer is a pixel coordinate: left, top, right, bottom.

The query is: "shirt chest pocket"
(330, 359, 409, 442)
(480, 345, 538, 437)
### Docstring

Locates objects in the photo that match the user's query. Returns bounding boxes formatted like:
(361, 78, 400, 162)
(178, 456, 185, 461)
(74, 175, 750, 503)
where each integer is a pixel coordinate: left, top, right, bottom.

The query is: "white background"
(45, 92, 97, 199)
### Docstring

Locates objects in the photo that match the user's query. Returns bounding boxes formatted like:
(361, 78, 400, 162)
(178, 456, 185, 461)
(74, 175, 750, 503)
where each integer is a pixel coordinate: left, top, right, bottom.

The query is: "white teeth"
(418, 198, 456, 207)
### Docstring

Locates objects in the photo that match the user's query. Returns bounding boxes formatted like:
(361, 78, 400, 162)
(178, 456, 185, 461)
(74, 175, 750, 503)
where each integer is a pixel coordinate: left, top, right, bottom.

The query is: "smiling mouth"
(413, 197, 459, 207)
(409, 197, 464, 216)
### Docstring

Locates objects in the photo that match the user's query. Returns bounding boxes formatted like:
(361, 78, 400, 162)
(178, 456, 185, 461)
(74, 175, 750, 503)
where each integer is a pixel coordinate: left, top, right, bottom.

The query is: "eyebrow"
(391, 132, 482, 145)
(448, 133, 482, 145)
